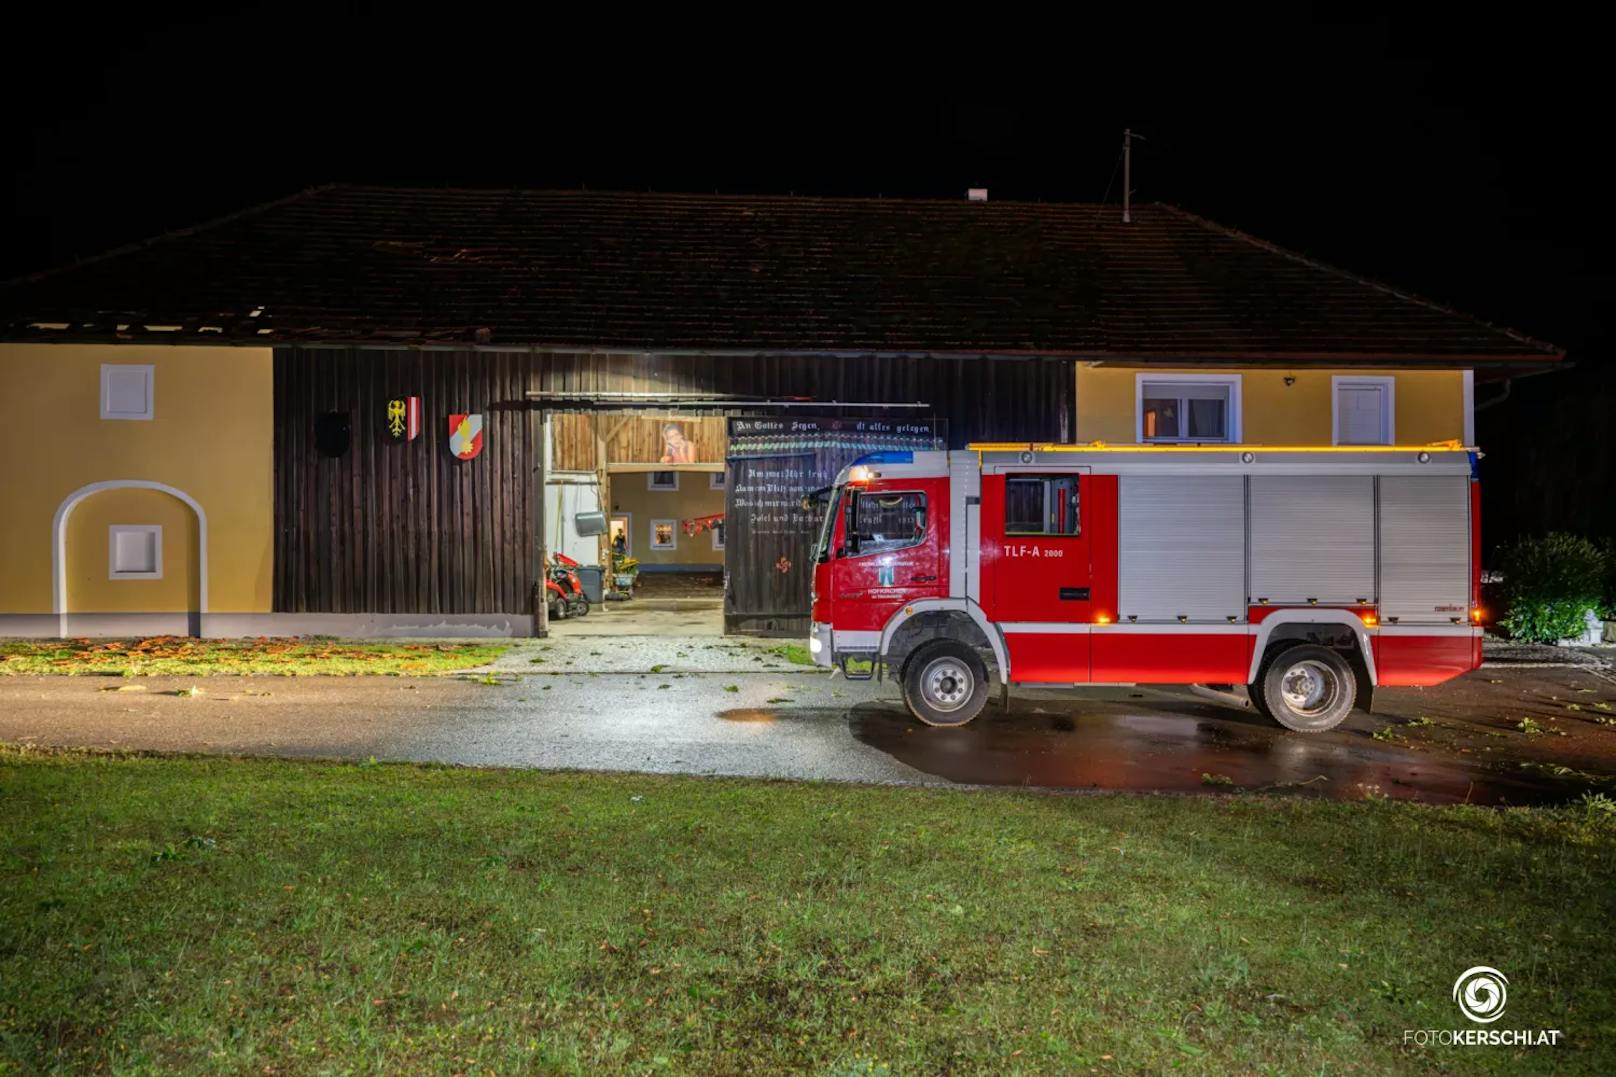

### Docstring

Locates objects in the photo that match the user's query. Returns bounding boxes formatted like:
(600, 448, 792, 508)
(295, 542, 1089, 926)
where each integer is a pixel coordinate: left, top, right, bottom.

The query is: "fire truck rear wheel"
(1258, 644, 1356, 733)
(902, 641, 989, 727)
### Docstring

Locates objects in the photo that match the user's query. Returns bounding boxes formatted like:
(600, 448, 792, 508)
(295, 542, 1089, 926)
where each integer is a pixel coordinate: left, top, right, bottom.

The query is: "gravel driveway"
(2, 636, 1613, 804)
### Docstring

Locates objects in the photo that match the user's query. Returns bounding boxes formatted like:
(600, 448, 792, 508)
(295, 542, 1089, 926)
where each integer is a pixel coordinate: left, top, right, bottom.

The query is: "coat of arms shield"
(449, 414, 484, 460)
(385, 396, 421, 441)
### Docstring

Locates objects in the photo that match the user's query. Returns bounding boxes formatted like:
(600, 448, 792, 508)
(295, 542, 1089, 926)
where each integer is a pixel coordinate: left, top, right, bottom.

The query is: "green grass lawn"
(0, 637, 508, 677)
(2, 750, 1613, 1073)
(769, 642, 816, 666)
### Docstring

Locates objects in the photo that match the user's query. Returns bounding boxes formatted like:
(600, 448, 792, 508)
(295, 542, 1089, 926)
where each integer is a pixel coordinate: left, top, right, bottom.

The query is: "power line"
(1101, 145, 1124, 204)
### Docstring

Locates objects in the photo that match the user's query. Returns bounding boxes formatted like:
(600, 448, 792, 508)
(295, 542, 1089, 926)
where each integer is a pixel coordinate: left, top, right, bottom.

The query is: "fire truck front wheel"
(902, 641, 989, 727)
(1256, 645, 1356, 733)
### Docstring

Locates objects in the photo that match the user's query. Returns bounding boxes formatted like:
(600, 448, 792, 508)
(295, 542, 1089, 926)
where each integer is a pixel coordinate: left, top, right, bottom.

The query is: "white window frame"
(647, 471, 679, 491)
(1135, 373, 1242, 443)
(709, 470, 726, 490)
(650, 518, 678, 550)
(100, 364, 155, 421)
(108, 525, 163, 579)
(1331, 375, 1396, 446)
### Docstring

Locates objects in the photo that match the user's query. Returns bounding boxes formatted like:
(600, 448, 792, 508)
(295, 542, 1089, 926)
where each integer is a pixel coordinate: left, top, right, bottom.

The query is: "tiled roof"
(0, 185, 1561, 361)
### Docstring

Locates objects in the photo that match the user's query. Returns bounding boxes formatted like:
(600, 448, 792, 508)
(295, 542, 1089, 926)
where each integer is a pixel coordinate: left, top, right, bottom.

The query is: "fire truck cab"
(809, 444, 1483, 731)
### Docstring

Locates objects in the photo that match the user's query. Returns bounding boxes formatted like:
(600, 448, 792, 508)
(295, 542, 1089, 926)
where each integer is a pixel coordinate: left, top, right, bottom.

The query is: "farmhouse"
(0, 187, 1560, 637)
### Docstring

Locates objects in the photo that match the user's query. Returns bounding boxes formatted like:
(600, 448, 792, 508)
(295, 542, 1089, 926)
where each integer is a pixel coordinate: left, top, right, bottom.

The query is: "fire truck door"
(985, 471, 1094, 623)
(830, 484, 945, 634)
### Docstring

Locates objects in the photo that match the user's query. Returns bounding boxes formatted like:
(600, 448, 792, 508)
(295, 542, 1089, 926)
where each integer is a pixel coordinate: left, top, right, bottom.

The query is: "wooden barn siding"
(551, 414, 730, 470)
(274, 348, 1073, 613)
(531, 352, 1074, 448)
(273, 349, 538, 614)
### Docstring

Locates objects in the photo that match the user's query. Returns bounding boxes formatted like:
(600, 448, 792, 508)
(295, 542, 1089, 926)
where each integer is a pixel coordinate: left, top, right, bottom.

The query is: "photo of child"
(660, 422, 697, 464)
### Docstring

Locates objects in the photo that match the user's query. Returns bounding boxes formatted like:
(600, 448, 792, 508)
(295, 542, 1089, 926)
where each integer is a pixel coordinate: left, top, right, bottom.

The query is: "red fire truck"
(808, 443, 1483, 731)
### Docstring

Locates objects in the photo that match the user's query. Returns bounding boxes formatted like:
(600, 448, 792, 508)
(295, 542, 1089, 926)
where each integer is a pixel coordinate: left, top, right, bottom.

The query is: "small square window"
(100, 364, 154, 421)
(108, 525, 162, 579)
(711, 522, 725, 551)
(648, 471, 679, 491)
(1004, 476, 1081, 535)
(709, 471, 727, 490)
(650, 520, 677, 550)
(1333, 376, 1395, 445)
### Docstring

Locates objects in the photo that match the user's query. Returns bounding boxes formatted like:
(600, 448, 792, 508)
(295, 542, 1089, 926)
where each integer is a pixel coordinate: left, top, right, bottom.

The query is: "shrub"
(1498, 533, 1605, 643)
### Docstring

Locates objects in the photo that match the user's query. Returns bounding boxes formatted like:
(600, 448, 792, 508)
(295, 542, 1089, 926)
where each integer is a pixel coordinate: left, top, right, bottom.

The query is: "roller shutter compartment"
(1249, 475, 1375, 604)
(1379, 476, 1471, 623)
(1118, 475, 1245, 621)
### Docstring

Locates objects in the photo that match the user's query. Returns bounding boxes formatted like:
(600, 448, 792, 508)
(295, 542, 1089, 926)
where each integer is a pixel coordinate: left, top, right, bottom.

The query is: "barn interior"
(543, 414, 728, 636)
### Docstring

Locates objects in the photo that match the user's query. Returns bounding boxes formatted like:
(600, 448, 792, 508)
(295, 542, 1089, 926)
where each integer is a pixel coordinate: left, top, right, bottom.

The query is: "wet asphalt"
(2, 636, 1614, 805)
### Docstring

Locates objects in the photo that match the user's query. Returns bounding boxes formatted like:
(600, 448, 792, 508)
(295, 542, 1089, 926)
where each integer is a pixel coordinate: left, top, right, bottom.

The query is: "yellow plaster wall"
(609, 472, 726, 567)
(64, 488, 200, 612)
(0, 344, 273, 614)
(1074, 365, 1468, 446)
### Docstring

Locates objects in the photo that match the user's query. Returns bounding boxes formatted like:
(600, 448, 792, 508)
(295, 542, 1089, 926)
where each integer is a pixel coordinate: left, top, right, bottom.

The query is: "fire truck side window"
(1004, 475, 1080, 536)
(845, 491, 927, 556)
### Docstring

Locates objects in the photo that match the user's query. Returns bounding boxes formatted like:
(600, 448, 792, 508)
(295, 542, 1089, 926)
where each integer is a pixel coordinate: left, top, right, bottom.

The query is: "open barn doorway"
(531, 389, 941, 639)
(542, 413, 727, 636)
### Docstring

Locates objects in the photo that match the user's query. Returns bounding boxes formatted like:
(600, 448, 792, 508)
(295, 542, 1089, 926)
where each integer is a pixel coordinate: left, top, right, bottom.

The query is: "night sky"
(6, 11, 1608, 535)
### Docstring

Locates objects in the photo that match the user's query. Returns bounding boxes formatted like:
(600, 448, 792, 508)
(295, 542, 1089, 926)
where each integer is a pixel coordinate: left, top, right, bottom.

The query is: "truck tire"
(1256, 644, 1356, 733)
(902, 640, 989, 727)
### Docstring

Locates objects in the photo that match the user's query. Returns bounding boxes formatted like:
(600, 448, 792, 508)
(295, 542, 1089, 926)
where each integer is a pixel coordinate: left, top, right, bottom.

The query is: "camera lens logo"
(1453, 966, 1509, 1024)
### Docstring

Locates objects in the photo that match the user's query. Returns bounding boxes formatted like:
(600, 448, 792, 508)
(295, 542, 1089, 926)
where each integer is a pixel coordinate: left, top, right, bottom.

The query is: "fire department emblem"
(449, 414, 484, 460)
(877, 563, 896, 587)
(385, 396, 421, 441)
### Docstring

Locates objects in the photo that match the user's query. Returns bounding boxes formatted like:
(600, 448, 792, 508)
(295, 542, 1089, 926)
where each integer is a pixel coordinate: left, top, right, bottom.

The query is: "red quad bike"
(547, 553, 591, 620)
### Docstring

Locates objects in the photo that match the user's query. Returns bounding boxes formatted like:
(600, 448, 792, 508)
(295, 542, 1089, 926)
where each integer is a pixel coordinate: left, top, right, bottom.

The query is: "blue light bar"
(849, 450, 914, 466)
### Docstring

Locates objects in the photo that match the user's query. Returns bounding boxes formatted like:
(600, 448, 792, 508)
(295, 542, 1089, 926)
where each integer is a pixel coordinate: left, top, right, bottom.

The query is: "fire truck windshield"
(811, 484, 843, 563)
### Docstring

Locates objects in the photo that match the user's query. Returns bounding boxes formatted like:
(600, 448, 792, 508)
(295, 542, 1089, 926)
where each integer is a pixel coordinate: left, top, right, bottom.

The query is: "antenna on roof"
(1122, 128, 1146, 223)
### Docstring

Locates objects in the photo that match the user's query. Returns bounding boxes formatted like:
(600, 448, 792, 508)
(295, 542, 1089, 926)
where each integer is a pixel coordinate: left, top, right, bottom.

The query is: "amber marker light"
(1471, 607, 1485, 623)
(1094, 612, 1112, 625)
(1361, 613, 1378, 627)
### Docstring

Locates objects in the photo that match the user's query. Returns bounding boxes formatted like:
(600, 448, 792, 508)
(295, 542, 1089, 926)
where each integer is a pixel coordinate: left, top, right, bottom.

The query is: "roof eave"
(0, 325, 1567, 369)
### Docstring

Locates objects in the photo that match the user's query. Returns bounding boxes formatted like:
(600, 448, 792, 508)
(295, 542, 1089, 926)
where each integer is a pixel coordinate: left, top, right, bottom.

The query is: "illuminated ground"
(0, 637, 1612, 805)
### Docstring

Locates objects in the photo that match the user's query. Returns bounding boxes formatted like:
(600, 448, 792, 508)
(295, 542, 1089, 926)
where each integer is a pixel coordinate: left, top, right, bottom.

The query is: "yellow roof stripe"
(967, 440, 1472, 454)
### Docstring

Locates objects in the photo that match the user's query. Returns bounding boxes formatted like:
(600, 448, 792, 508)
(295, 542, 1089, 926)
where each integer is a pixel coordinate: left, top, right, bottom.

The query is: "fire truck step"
(838, 655, 877, 680)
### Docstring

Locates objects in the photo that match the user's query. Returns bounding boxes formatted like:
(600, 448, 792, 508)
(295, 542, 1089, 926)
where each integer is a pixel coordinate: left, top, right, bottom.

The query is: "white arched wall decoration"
(52, 480, 208, 636)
